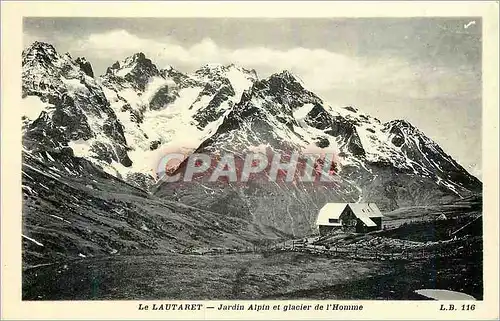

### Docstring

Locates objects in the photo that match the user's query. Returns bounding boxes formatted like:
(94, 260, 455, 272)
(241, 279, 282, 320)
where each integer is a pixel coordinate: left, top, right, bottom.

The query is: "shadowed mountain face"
(22, 41, 481, 242)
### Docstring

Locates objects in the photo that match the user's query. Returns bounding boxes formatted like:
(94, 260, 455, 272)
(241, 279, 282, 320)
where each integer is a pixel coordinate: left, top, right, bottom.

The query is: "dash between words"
(137, 303, 364, 312)
(138, 303, 318, 312)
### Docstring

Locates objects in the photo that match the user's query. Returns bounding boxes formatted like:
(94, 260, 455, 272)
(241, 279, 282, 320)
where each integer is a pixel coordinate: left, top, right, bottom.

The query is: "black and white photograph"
(17, 16, 488, 303)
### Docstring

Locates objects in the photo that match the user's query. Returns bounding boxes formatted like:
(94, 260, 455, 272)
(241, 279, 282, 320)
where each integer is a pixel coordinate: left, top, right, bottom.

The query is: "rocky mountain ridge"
(22, 41, 481, 236)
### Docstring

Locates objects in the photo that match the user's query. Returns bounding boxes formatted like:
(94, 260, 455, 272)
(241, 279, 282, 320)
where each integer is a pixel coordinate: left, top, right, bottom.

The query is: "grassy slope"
(23, 242, 482, 300)
(23, 252, 386, 300)
(266, 247, 482, 300)
(22, 152, 285, 268)
(382, 195, 482, 228)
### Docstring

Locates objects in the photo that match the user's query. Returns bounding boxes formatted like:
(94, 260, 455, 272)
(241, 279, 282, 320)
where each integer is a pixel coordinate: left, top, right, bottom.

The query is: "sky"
(23, 17, 482, 179)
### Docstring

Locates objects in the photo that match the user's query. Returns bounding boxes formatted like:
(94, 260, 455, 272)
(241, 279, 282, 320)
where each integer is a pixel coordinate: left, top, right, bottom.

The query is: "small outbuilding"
(316, 203, 383, 235)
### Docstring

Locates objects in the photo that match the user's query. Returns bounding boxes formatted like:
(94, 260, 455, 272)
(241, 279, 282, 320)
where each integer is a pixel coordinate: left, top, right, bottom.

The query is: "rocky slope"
(98, 56, 257, 189)
(22, 148, 286, 267)
(22, 42, 132, 169)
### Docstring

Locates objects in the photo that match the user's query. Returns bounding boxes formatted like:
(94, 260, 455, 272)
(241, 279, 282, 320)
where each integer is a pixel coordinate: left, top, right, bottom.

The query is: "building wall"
(339, 207, 357, 232)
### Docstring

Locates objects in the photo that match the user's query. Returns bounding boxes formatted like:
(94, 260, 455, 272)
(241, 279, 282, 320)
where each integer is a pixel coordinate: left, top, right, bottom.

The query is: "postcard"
(1, 1, 498, 320)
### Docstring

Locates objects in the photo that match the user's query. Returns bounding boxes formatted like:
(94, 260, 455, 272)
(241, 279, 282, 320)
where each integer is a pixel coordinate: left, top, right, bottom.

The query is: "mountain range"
(21, 41, 481, 262)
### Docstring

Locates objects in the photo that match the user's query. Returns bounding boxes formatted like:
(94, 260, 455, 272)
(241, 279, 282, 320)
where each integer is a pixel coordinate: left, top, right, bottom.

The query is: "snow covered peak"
(104, 52, 144, 71)
(194, 69, 333, 155)
(226, 64, 258, 81)
(120, 52, 153, 69)
(193, 64, 229, 83)
(103, 52, 161, 91)
(187, 63, 257, 104)
(22, 41, 60, 67)
(23, 41, 57, 56)
(383, 119, 428, 146)
(105, 52, 158, 77)
(387, 119, 413, 127)
(265, 70, 307, 89)
(264, 70, 307, 87)
(248, 70, 323, 109)
(22, 41, 134, 172)
(162, 65, 175, 72)
(342, 106, 359, 113)
(194, 63, 258, 82)
(75, 57, 94, 78)
(271, 70, 298, 81)
(196, 63, 225, 73)
(22, 41, 93, 95)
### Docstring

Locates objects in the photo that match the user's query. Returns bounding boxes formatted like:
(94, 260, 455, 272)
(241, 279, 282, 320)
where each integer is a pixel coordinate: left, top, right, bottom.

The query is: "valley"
(22, 154, 482, 301)
(23, 230, 482, 300)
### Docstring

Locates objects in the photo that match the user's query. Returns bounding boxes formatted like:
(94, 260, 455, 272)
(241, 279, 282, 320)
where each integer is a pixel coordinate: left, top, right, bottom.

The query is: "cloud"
(69, 29, 479, 101)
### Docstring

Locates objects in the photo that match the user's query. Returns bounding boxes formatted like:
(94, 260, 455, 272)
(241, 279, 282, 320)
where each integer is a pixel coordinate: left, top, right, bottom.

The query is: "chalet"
(316, 203, 383, 235)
